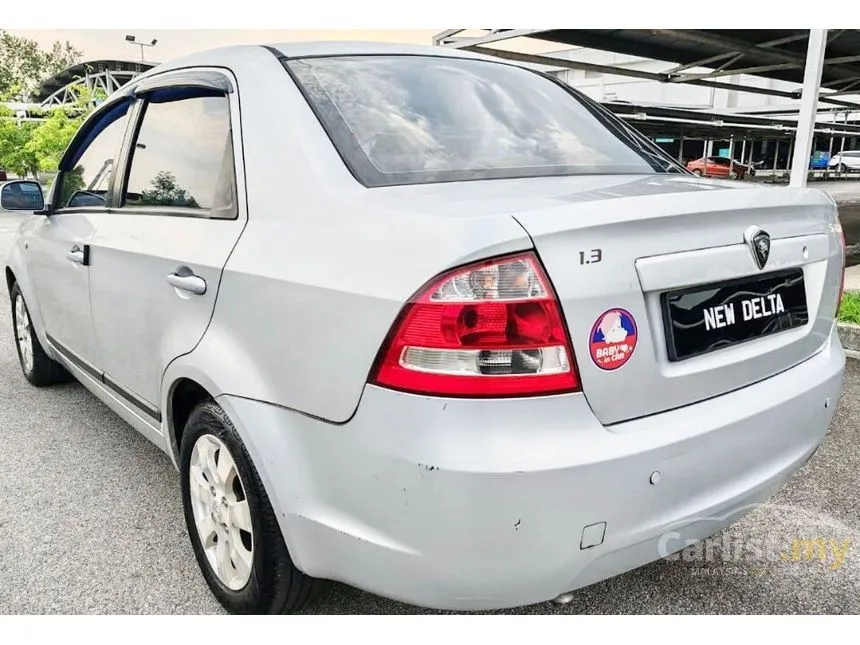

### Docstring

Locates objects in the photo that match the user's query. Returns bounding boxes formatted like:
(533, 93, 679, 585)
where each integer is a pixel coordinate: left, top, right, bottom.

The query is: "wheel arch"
(4, 254, 53, 359)
(166, 377, 214, 466)
(161, 358, 227, 467)
(5, 266, 15, 296)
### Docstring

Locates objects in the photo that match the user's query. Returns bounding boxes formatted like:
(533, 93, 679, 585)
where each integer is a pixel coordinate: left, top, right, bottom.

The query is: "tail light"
(371, 252, 580, 397)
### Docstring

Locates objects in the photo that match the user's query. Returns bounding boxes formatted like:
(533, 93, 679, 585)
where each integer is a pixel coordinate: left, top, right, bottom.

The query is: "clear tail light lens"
(371, 252, 580, 397)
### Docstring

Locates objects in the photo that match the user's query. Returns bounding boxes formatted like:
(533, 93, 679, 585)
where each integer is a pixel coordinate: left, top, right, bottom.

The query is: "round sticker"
(589, 308, 638, 371)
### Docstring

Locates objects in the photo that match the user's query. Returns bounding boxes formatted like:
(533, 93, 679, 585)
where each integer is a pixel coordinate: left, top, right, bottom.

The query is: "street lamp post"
(125, 35, 158, 62)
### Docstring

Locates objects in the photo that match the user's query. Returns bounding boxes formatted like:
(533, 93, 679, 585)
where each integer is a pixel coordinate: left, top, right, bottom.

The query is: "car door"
(26, 98, 132, 369)
(706, 156, 725, 177)
(87, 70, 246, 419)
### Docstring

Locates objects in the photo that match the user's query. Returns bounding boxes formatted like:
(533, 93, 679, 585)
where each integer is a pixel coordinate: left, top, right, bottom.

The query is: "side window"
(58, 100, 130, 208)
(122, 89, 235, 218)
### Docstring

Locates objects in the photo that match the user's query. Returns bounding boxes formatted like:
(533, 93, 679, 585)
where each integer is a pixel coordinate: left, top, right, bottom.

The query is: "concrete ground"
(844, 265, 860, 292)
(2, 196, 860, 614)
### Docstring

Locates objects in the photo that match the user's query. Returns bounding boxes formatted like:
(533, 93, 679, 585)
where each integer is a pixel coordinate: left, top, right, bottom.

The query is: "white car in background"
(828, 150, 860, 172)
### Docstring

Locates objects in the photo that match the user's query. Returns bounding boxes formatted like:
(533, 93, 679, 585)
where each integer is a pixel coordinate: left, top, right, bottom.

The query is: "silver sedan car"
(4, 42, 846, 614)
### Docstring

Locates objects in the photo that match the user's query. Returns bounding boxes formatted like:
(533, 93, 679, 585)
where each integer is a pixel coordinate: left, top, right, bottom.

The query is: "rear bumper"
(219, 330, 844, 610)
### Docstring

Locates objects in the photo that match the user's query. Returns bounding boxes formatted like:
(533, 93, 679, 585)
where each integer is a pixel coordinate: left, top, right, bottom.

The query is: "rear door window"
(121, 88, 236, 218)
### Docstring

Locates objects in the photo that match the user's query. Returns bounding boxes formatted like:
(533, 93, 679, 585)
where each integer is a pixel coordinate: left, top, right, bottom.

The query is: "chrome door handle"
(167, 272, 207, 295)
(67, 246, 86, 265)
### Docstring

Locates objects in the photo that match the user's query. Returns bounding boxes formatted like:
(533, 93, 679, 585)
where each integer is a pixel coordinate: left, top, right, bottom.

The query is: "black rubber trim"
(261, 45, 284, 60)
(47, 333, 100, 381)
(47, 333, 162, 423)
(103, 373, 162, 422)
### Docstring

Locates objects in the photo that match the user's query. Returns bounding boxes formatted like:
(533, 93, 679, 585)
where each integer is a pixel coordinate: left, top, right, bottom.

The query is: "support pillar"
(772, 139, 780, 183)
(728, 137, 735, 178)
(790, 29, 828, 187)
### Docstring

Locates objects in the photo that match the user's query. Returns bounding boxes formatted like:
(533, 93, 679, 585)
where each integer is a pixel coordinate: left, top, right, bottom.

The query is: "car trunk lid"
(511, 176, 842, 425)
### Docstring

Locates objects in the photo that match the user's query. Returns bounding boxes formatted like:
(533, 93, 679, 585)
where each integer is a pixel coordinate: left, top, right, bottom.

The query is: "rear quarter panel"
(183, 50, 533, 423)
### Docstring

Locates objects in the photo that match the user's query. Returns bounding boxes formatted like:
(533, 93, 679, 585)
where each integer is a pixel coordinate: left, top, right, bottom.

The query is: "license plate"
(661, 268, 808, 362)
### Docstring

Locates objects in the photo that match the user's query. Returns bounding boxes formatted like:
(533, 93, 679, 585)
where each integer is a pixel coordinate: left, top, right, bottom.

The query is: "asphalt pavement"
(1, 207, 860, 614)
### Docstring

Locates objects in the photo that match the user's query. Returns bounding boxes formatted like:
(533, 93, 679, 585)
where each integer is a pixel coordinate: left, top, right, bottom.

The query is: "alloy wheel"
(189, 434, 254, 590)
(14, 294, 33, 374)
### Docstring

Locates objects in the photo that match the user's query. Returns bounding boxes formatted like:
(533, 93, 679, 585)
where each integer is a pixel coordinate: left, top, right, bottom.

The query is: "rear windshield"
(286, 55, 678, 187)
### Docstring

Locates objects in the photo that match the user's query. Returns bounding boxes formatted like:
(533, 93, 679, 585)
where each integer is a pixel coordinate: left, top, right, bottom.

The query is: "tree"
(25, 108, 84, 172)
(0, 107, 40, 177)
(0, 83, 103, 178)
(45, 40, 82, 78)
(139, 171, 200, 208)
(0, 31, 82, 101)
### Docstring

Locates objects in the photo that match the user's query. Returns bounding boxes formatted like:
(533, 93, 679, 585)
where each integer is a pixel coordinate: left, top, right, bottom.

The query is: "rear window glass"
(287, 55, 676, 187)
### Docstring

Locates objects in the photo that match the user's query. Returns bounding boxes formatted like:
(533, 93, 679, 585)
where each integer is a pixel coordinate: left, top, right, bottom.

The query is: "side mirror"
(1, 180, 45, 213)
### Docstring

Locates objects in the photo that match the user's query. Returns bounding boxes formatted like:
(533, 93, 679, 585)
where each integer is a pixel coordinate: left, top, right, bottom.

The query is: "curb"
(837, 322, 860, 359)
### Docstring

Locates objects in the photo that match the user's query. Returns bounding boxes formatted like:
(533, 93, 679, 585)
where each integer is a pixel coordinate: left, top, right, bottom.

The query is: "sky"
(12, 29, 559, 65)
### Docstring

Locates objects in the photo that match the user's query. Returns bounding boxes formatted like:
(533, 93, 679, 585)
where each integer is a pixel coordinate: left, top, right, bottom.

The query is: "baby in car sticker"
(588, 308, 638, 370)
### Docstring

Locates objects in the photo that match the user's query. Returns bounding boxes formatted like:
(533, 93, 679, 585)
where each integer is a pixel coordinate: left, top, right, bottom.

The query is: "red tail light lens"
(371, 252, 580, 397)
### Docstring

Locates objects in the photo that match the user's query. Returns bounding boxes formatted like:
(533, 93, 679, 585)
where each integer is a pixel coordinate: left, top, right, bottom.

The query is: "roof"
(35, 59, 157, 101)
(267, 40, 564, 74)
(268, 40, 493, 60)
(504, 30, 860, 89)
(120, 41, 527, 91)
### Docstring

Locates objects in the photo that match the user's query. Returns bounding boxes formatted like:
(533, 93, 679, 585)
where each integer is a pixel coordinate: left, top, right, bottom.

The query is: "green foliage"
(44, 40, 82, 79)
(57, 166, 85, 207)
(0, 30, 82, 101)
(0, 81, 99, 176)
(838, 291, 860, 325)
(0, 116, 39, 176)
(25, 108, 84, 172)
(0, 31, 87, 176)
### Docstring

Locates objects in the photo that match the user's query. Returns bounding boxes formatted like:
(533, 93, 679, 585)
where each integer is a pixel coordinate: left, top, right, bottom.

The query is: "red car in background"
(686, 156, 754, 180)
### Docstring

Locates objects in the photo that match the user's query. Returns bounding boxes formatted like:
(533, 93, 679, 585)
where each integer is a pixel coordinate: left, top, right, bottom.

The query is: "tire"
(10, 282, 69, 386)
(840, 164, 849, 173)
(692, 168, 703, 176)
(729, 170, 739, 180)
(180, 400, 326, 614)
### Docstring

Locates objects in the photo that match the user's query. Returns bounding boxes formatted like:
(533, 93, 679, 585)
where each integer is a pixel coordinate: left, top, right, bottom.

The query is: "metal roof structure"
(434, 29, 860, 109)
(35, 59, 156, 108)
(604, 101, 860, 140)
(435, 29, 855, 187)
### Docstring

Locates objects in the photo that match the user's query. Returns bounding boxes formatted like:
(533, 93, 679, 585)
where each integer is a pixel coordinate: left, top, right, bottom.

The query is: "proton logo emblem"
(744, 226, 771, 270)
